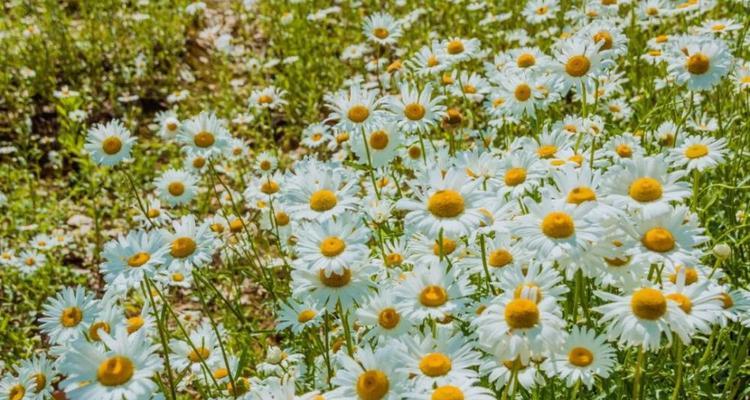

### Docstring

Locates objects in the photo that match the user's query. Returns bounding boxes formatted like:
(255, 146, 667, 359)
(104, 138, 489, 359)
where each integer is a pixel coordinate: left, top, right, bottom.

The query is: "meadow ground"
(1, 0, 750, 399)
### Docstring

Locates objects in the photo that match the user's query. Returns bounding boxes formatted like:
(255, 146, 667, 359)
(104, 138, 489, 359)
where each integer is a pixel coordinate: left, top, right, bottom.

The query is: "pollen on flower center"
(89, 321, 111, 341)
(669, 266, 699, 285)
(504, 298, 540, 329)
(628, 177, 663, 202)
(356, 370, 390, 400)
(373, 27, 389, 39)
(616, 144, 633, 158)
(568, 347, 594, 367)
(446, 40, 464, 55)
(565, 55, 591, 77)
(378, 307, 400, 329)
(433, 238, 457, 256)
(319, 268, 352, 288)
(320, 236, 346, 257)
(642, 227, 675, 253)
(348, 104, 370, 123)
(9, 384, 25, 400)
(168, 182, 185, 196)
(258, 95, 273, 104)
(297, 309, 317, 323)
(102, 136, 123, 155)
(537, 144, 557, 158)
(488, 249, 513, 268)
(504, 167, 527, 186)
(385, 253, 403, 266)
(567, 187, 597, 205)
(427, 190, 465, 218)
(127, 252, 151, 267)
(684, 143, 708, 159)
(666, 293, 693, 314)
(60, 306, 83, 327)
(593, 31, 613, 50)
(194, 131, 215, 148)
(187, 347, 210, 363)
(686, 52, 710, 75)
(275, 211, 290, 226)
(408, 145, 422, 159)
(404, 103, 426, 121)
(369, 130, 390, 150)
(171, 237, 197, 258)
(432, 385, 464, 400)
(420, 285, 448, 307)
(97, 356, 134, 387)
(309, 189, 338, 212)
(514, 83, 532, 101)
(631, 288, 667, 320)
(419, 353, 452, 377)
(541, 211, 575, 239)
(127, 316, 144, 333)
(517, 53, 536, 68)
(33, 373, 45, 392)
(261, 180, 280, 194)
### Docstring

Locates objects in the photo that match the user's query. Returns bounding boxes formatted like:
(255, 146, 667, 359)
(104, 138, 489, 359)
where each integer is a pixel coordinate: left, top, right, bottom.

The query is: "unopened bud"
(713, 243, 731, 259)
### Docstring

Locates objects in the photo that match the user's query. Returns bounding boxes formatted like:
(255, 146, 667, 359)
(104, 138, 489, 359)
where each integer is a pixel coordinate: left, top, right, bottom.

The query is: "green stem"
(671, 340, 683, 400)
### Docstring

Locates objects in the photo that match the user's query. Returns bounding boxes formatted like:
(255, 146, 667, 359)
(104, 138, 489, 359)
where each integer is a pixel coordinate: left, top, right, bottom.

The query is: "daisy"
(493, 70, 548, 118)
(523, 0, 559, 24)
(326, 85, 385, 133)
(84, 119, 136, 167)
(599, 133, 644, 163)
(59, 327, 162, 399)
(552, 37, 612, 94)
(495, 262, 570, 303)
(544, 165, 621, 220)
(698, 19, 742, 36)
(17, 353, 55, 400)
(255, 151, 278, 174)
(17, 249, 45, 275)
(542, 326, 616, 389)
(663, 278, 723, 335)
(100, 230, 168, 292)
(356, 289, 412, 340)
(154, 110, 181, 139)
(155, 263, 194, 289)
(40, 286, 98, 344)
(154, 168, 199, 206)
(301, 123, 333, 149)
(451, 72, 490, 103)
(29, 234, 53, 251)
(283, 162, 361, 221)
(276, 298, 323, 334)
(168, 322, 223, 374)
(493, 150, 547, 198)
(506, 46, 552, 74)
(440, 37, 482, 64)
(0, 247, 17, 267)
(668, 135, 727, 171)
(351, 123, 402, 168)
(398, 328, 481, 388)
(328, 345, 406, 400)
(0, 374, 33, 400)
(397, 168, 486, 237)
(408, 380, 496, 400)
(482, 355, 544, 393)
(294, 215, 370, 277)
(291, 261, 373, 311)
(666, 36, 732, 91)
(407, 42, 447, 76)
(362, 13, 402, 46)
(177, 111, 230, 158)
(387, 83, 446, 133)
(248, 86, 288, 111)
(134, 197, 173, 227)
(405, 232, 468, 268)
(161, 214, 218, 269)
(396, 265, 469, 323)
(595, 286, 691, 350)
(603, 156, 690, 218)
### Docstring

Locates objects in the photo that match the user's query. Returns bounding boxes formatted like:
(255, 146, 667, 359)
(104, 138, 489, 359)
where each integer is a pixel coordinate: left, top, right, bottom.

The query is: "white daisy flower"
(177, 111, 230, 158)
(542, 326, 616, 389)
(100, 230, 168, 292)
(40, 286, 98, 344)
(397, 328, 481, 388)
(154, 168, 199, 206)
(84, 119, 136, 167)
(294, 215, 370, 277)
(362, 12, 402, 46)
(328, 344, 406, 400)
(666, 36, 732, 91)
(668, 135, 727, 171)
(387, 83, 446, 133)
(162, 214, 218, 269)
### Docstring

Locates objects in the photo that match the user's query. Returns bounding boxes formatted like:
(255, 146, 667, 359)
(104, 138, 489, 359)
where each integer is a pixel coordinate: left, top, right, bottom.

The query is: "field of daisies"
(2, 0, 750, 399)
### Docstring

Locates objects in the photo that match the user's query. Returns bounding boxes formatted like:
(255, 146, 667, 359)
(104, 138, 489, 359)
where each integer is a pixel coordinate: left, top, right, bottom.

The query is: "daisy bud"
(712, 243, 731, 259)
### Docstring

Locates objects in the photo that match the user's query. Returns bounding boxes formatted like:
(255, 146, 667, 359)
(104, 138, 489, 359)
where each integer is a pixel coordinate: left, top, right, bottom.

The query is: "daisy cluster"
(2, 1, 750, 400)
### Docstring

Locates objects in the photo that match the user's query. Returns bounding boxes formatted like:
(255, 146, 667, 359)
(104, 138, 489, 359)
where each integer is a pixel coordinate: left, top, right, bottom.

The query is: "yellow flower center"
(462, 84, 477, 94)
(9, 385, 25, 400)
(566, 187, 597, 205)
(631, 288, 667, 320)
(33, 374, 46, 392)
(127, 252, 150, 267)
(504, 298, 540, 329)
(420, 285, 448, 307)
(102, 136, 123, 155)
(227, 377, 251, 396)
(404, 103, 426, 121)
(593, 31, 613, 50)
(259, 160, 272, 171)
(297, 309, 317, 323)
(433, 238, 457, 256)
(385, 253, 403, 267)
(378, 307, 400, 329)
(373, 27, 389, 39)
(348, 104, 370, 123)
(356, 370, 389, 400)
(686, 53, 710, 75)
(419, 353, 452, 377)
(258, 95, 273, 104)
(369, 130, 390, 150)
(213, 368, 229, 380)
(147, 208, 160, 218)
(187, 347, 210, 363)
(275, 211, 290, 226)
(541, 212, 575, 239)
(194, 131, 215, 148)
(488, 249, 513, 268)
(192, 157, 206, 168)
(320, 236, 346, 257)
(319, 268, 352, 288)
(628, 177, 662, 202)
(229, 219, 243, 233)
(568, 347, 594, 367)
(427, 55, 439, 67)
(684, 143, 708, 159)
(666, 293, 693, 314)
(504, 167, 527, 186)
(446, 40, 464, 55)
(517, 53, 536, 68)
(432, 385, 464, 400)
(669, 266, 699, 285)
(642, 227, 675, 253)
(261, 180, 280, 194)
(309, 189, 338, 212)
(127, 316, 144, 334)
(60, 306, 83, 327)
(97, 356, 134, 387)
(720, 293, 733, 309)
(172, 272, 184, 282)
(565, 55, 591, 77)
(537, 144, 557, 158)
(616, 144, 633, 158)
(168, 182, 185, 196)
(171, 237, 197, 258)
(427, 190, 465, 218)
(536, 5, 549, 14)
(89, 321, 111, 341)
(408, 145, 422, 159)
(514, 83, 531, 101)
